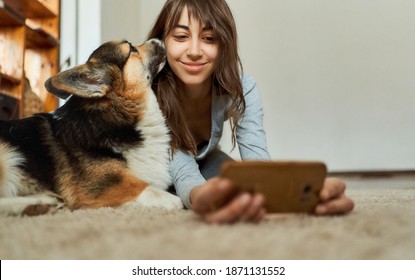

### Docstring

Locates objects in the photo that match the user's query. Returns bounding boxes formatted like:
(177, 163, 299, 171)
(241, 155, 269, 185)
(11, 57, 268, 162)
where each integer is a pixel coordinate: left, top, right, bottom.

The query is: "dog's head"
(45, 39, 165, 100)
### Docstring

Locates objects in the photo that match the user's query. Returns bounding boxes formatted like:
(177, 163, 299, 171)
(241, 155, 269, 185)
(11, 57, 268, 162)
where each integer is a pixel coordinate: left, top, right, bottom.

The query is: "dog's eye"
(130, 44, 139, 54)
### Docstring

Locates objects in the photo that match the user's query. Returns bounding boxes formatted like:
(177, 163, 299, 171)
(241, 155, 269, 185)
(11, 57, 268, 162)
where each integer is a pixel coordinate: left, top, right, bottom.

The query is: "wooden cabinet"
(0, 0, 60, 119)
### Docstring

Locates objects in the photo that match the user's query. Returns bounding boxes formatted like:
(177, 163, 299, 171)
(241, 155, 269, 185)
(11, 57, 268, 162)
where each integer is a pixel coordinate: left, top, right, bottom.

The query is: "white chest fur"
(124, 91, 172, 190)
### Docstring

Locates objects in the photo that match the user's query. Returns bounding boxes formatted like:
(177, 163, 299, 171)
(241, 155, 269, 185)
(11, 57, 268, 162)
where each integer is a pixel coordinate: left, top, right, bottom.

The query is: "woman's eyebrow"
(174, 24, 213, 32)
(175, 24, 189, 30)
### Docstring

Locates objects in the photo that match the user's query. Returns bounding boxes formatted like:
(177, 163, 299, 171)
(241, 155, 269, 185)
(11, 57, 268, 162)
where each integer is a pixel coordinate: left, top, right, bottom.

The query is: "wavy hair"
(147, 0, 245, 154)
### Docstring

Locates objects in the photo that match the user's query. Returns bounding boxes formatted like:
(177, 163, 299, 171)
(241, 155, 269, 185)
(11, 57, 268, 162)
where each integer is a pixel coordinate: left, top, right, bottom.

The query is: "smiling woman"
(148, 0, 244, 157)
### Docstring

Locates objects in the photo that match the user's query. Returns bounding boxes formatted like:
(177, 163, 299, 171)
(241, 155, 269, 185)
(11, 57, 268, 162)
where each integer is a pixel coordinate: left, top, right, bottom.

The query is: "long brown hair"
(147, 0, 245, 154)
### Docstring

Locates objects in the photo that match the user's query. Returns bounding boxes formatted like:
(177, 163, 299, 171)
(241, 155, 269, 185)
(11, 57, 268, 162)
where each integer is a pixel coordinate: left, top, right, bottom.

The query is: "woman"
(148, 0, 354, 223)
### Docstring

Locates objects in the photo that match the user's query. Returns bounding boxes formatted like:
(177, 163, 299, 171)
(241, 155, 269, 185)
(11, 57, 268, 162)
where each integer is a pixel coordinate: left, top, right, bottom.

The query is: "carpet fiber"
(1, 176, 414, 260)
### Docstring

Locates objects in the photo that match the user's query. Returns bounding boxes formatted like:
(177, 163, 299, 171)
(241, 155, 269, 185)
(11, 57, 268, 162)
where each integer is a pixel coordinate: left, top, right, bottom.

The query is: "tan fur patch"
(57, 158, 148, 209)
(72, 174, 148, 209)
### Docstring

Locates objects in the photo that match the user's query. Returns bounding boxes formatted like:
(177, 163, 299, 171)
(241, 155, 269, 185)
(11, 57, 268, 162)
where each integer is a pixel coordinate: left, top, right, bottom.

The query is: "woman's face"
(165, 6, 218, 88)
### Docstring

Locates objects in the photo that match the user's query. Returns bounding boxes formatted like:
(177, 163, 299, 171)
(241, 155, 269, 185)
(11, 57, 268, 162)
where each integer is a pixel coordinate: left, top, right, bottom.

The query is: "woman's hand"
(314, 177, 354, 215)
(190, 177, 266, 224)
(190, 177, 354, 224)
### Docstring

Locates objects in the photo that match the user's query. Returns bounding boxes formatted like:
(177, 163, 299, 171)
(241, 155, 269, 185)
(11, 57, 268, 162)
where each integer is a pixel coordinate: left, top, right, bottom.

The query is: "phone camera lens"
(303, 184, 312, 194)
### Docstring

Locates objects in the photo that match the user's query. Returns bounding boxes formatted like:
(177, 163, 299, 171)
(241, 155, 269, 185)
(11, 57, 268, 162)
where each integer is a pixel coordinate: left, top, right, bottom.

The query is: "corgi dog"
(0, 39, 183, 216)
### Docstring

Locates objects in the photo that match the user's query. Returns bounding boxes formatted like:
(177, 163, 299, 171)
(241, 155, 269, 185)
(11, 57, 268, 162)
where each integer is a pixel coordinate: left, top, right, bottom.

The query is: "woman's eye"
(173, 35, 188, 40)
(203, 35, 216, 43)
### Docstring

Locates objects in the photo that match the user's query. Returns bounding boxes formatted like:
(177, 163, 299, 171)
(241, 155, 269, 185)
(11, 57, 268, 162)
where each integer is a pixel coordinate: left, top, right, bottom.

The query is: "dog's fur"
(0, 39, 183, 216)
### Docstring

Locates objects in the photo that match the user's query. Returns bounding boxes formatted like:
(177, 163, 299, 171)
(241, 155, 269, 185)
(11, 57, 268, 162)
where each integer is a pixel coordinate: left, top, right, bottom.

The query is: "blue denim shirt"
(170, 74, 271, 209)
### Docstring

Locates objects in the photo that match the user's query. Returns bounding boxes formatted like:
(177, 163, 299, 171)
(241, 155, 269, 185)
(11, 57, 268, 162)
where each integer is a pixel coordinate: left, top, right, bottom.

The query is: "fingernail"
(240, 194, 250, 206)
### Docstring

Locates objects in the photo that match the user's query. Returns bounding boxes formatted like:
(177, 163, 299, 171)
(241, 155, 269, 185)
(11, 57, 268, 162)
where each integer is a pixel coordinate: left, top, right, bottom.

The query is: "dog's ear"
(45, 64, 113, 100)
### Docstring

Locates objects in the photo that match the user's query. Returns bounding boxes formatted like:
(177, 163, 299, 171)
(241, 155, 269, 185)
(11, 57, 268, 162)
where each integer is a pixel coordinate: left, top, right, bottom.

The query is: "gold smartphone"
(220, 161, 327, 213)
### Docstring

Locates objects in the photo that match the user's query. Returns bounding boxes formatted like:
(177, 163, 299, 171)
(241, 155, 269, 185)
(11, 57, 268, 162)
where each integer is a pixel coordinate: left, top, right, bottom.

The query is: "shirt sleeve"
(237, 74, 272, 160)
(169, 150, 206, 209)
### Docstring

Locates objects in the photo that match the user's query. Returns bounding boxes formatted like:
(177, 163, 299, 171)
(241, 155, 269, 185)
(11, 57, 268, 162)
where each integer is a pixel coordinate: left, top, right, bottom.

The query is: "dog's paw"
(163, 193, 184, 210)
(22, 204, 51, 216)
(126, 186, 184, 210)
(22, 202, 64, 216)
(0, 194, 64, 217)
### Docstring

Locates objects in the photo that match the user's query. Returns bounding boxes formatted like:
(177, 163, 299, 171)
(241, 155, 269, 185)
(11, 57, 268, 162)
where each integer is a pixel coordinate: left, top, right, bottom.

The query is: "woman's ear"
(45, 64, 113, 100)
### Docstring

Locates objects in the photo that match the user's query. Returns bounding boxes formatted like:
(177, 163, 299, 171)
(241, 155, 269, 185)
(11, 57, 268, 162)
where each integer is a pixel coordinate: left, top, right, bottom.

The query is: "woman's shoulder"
(241, 73, 261, 99)
(241, 73, 256, 88)
(241, 73, 257, 95)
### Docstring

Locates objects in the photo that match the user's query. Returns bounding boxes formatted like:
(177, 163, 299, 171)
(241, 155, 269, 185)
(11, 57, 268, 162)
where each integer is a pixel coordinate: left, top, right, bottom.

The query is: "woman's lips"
(180, 62, 207, 73)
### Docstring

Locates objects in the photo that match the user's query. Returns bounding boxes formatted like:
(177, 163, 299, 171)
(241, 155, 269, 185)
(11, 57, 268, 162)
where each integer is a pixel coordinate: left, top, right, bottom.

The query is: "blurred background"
(60, 0, 415, 172)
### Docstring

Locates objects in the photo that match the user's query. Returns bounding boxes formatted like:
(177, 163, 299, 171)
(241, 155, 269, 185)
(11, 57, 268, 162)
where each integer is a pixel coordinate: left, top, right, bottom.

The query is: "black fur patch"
(0, 115, 58, 192)
(53, 97, 144, 150)
(88, 41, 129, 70)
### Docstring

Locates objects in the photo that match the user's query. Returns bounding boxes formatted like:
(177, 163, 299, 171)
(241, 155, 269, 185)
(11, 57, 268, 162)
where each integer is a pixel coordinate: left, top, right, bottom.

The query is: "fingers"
(315, 194, 354, 215)
(203, 193, 266, 224)
(315, 177, 354, 215)
(320, 177, 346, 201)
(203, 193, 250, 224)
(192, 178, 237, 214)
(240, 193, 265, 223)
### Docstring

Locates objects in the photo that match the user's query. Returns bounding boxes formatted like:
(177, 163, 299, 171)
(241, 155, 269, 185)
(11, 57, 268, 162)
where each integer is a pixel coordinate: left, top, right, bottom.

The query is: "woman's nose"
(187, 38, 203, 57)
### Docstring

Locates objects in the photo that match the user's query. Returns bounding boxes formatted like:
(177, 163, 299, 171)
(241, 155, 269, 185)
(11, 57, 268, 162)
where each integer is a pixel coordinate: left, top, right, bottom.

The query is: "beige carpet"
(1, 176, 415, 260)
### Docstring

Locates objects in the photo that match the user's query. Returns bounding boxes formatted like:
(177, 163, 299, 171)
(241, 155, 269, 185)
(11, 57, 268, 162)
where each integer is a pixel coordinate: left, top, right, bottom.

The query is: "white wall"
(59, 0, 77, 71)
(59, 0, 102, 106)
(77, 0, 102, 64)
(101, 0, 164, 43)
(226, 0, 415, 172)
(97, 0, 415, 172)
(60, 0, 102, 66)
